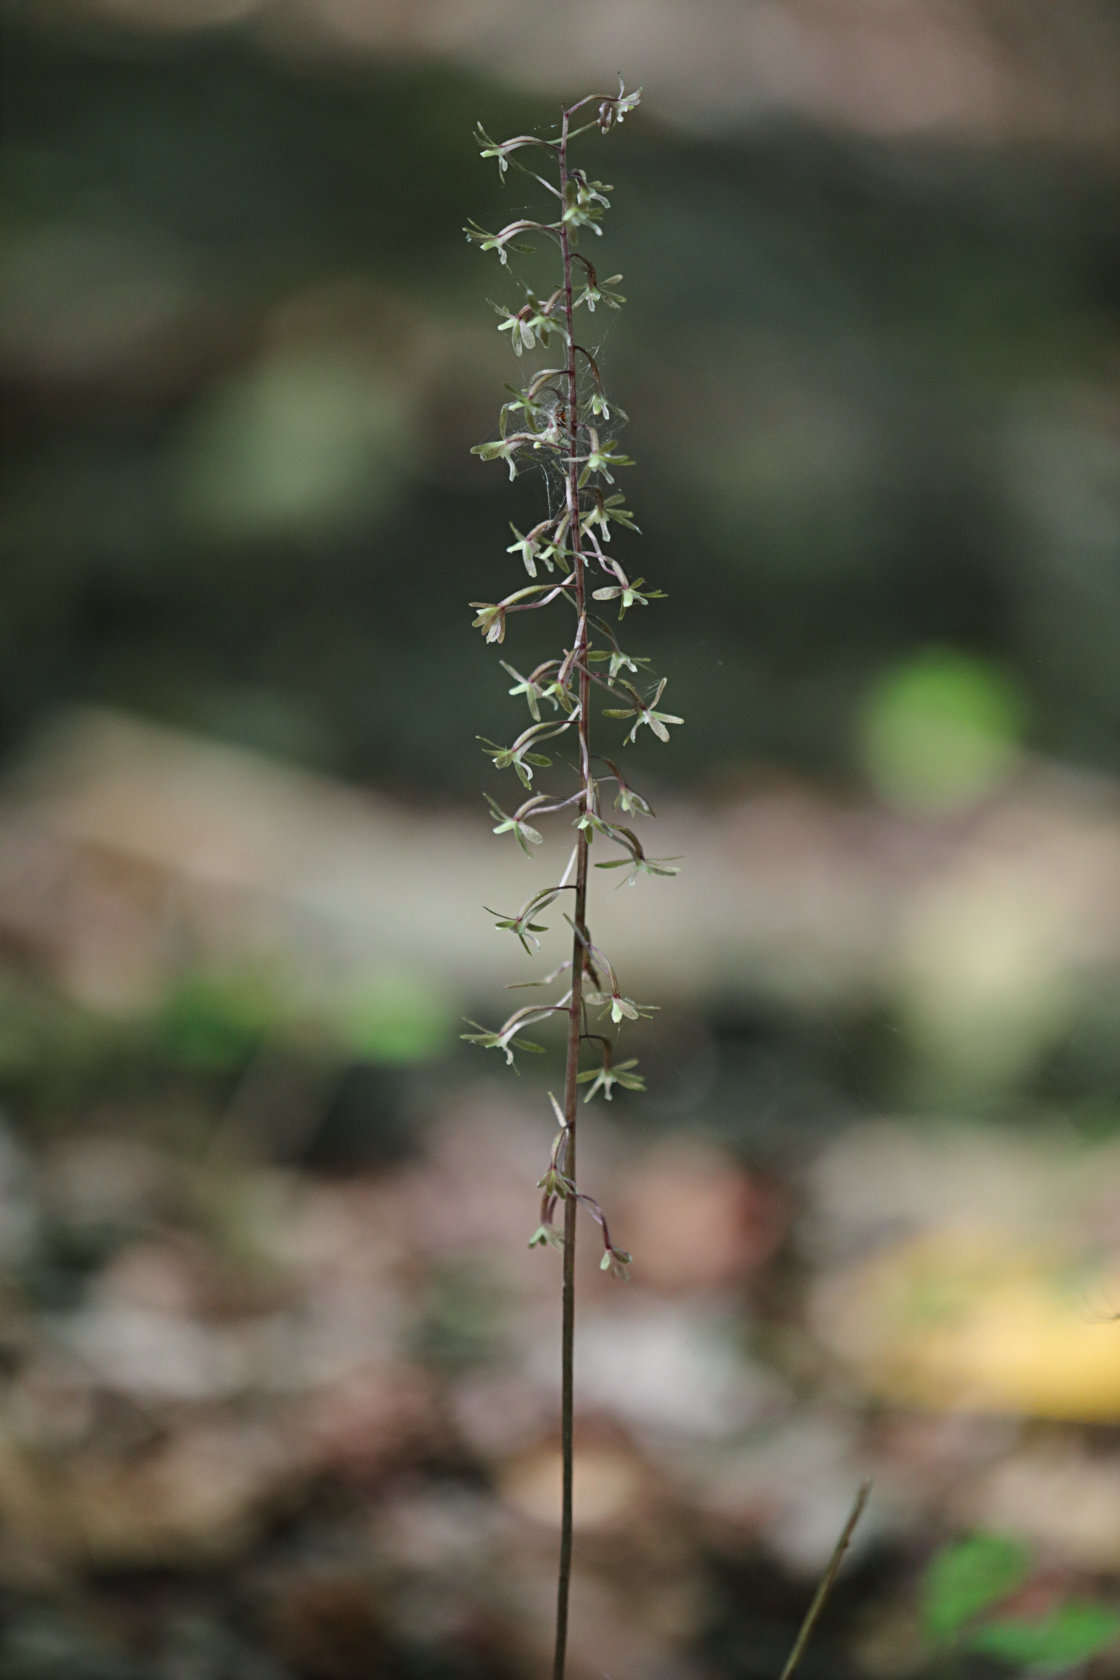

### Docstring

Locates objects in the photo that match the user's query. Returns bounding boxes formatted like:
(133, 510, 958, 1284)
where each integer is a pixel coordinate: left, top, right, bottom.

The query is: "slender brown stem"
(551, 100, 592, 1680)
(777, 1482, 871, 1680)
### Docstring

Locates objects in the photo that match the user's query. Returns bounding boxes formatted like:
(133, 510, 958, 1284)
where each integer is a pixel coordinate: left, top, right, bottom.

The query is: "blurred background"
(2, 1, 1120, 1676)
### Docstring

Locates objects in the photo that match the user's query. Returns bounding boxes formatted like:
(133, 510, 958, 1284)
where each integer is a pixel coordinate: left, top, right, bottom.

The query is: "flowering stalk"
(465, 81, 679, 1679)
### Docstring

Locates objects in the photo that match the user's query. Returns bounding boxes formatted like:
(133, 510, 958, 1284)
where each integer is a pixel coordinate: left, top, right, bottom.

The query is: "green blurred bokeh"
(3, 4, 1118, 797)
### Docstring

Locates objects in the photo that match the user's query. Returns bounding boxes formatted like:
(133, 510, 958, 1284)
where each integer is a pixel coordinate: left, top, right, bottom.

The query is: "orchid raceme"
(462, 82, 678, 1680)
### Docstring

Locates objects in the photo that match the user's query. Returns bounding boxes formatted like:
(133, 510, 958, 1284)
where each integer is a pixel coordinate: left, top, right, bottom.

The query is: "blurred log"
(2, 707, 1120, 1098)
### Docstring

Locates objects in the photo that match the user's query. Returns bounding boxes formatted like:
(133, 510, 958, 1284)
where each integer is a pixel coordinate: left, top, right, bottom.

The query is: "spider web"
(517, 310, 629, 529)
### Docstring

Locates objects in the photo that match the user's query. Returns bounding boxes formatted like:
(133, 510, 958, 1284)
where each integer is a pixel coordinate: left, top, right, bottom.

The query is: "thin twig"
(777, 1481, 872, 1680)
